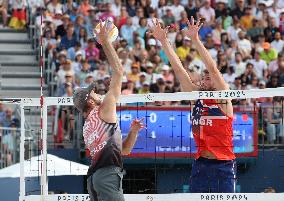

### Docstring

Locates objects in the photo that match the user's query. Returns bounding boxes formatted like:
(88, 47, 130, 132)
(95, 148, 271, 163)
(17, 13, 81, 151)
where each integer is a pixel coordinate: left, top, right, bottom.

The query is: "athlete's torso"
(83, 107, 122, 177)
(191, 99, 236, 160)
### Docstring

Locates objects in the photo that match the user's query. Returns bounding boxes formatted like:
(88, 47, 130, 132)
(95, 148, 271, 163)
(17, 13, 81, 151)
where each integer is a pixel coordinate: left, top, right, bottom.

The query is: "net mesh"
(1, 89, 284, 200)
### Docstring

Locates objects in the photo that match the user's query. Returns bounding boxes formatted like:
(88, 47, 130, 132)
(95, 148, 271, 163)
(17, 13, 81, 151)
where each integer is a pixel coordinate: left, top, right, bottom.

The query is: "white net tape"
(9, 87, 284, 106)
(24, 193, 284, 201)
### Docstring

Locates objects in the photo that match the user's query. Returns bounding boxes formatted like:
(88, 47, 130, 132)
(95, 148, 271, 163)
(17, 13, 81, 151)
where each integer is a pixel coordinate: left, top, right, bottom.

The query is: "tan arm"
(122, 118, 144, 155)
(95, 22, 124, 123)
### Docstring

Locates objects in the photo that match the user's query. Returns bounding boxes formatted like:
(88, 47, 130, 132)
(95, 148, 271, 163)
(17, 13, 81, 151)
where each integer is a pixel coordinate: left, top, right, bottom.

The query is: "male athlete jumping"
(73, 21, 144, 201)
(150, 17, 236, 193)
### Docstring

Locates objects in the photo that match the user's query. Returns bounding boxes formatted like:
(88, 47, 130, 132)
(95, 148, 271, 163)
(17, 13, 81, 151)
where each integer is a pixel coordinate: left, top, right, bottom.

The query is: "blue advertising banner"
(118, 107, 257, 157)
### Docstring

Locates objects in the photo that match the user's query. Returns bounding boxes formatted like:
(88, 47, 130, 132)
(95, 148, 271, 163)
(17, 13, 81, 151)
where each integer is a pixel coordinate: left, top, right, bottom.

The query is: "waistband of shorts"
(197, 157, 235, 163)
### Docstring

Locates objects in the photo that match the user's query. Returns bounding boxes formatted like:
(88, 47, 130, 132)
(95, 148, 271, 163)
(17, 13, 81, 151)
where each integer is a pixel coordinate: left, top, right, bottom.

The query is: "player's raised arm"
(149, 19, 199, 92)
(183, 16, 229, 91)
(122, 118, 145, 155)
(94, 20, 124, 123)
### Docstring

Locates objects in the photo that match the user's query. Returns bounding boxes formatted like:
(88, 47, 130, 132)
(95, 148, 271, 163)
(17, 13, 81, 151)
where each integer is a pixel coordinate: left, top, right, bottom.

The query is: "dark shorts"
(87, 166, 125, 201)
(190, 157, 237, 193)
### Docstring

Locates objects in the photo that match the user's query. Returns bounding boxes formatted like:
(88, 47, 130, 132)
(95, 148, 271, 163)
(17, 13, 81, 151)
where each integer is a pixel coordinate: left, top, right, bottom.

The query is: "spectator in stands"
(240, 7, 254, 31)
(59, 23, 77, 50)
(84, 6, 97, 32)
(0, 0, 8, 27)
(57, 59, 74, 86)
(111, 0, 122, 17)
(136, 72, 147, 89)
(260, 42, 278, 64)
(100, 3, 115, 22)
(264, 17, 280, 42)
(215, 0, 227, 19)
(9, 0, 27, 30)
(249, 51, 268, 80)
(232, 52, 246, 77)
(67, 42, 85, 61)
(184, 0, 198, 21)
(240, 63, 257, 85)
(81, 73, 94, 88)
(0, 102, 5, 123)
(130, 39, 144, 60)
(78, 0, 91, 17)
(85, 38, 100, 70)
(76, 59, 91, 86)
(227, 19, 242, 42)
(47, 0, 62, 17)
(247, 77, 259, 90)
(176, 37, 191, 62)
(226, 40, 238, 63)
(179, 11, 188, 30)
(1, 108, 19, 128)
(117, 6, 129, 29)
(162, 8, 175, 27)
(63, 82, 74, 97)
(232, 77, 242, 90)
(126, 0, 136, 17)
(132, 7, 144, 30)
(230, 0, 245, 20)
(212, 18, 224, 44)
(73, 15, 85, 38)
(122, 80, 135, 95)
(53, 9, 64, 28)
(247, 19, 264, 43)
(118, 47, 132, 74)
(266, 98, 284, 144)
(145, 62, 162, 84)
(127, 63, 140, 83)
(93, 62, 109, 81)
(138, 81, 150, 94)
(43, 29, 57, 55)
(161, 65, 174, 83)
(223, 66, 237, 88)
(266, 74, 281, 88)
(199, 0, 215, 26)
(150, 78, 166, 93)
(57, 71, 76, 96)
(237, 31, 252, 59)
(273, 58, 284, 86)
(71, 51, 83, 74)
(62, 0, 77, 16)
(271, 31, 284, 53)
(268, 54, 284, 75)
(120, 18, 135, 47)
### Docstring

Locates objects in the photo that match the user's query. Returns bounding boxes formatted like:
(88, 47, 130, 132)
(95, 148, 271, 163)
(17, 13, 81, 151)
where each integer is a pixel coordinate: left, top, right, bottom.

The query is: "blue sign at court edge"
(117, 109, 255, 155)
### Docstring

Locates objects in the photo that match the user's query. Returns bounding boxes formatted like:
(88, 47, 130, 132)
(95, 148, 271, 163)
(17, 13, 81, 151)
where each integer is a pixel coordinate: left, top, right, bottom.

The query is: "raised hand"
(148, 19, 169, 42)
(130, 118, 145, 133)
(182, 16, 203, 40)
(93, 19, 115, 44)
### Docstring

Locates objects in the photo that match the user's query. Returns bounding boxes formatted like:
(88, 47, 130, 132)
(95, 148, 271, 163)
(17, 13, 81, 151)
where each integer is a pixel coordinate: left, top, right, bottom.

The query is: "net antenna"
(13, 87, 284, 201)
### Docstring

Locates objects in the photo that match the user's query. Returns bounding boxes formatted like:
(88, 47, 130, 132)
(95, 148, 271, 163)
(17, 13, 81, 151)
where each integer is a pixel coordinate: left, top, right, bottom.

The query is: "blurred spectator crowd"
(1, 0, 284, 146)
(26, 0, 284, 103)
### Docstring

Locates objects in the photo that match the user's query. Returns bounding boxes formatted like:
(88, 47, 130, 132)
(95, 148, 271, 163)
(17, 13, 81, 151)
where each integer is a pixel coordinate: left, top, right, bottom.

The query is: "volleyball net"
(1, 87, 284, 201)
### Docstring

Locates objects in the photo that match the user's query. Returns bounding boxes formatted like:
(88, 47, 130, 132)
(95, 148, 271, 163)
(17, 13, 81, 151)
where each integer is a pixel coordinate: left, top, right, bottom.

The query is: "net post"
(19, 102, 25, 201)
(41, 101, 48, 200)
